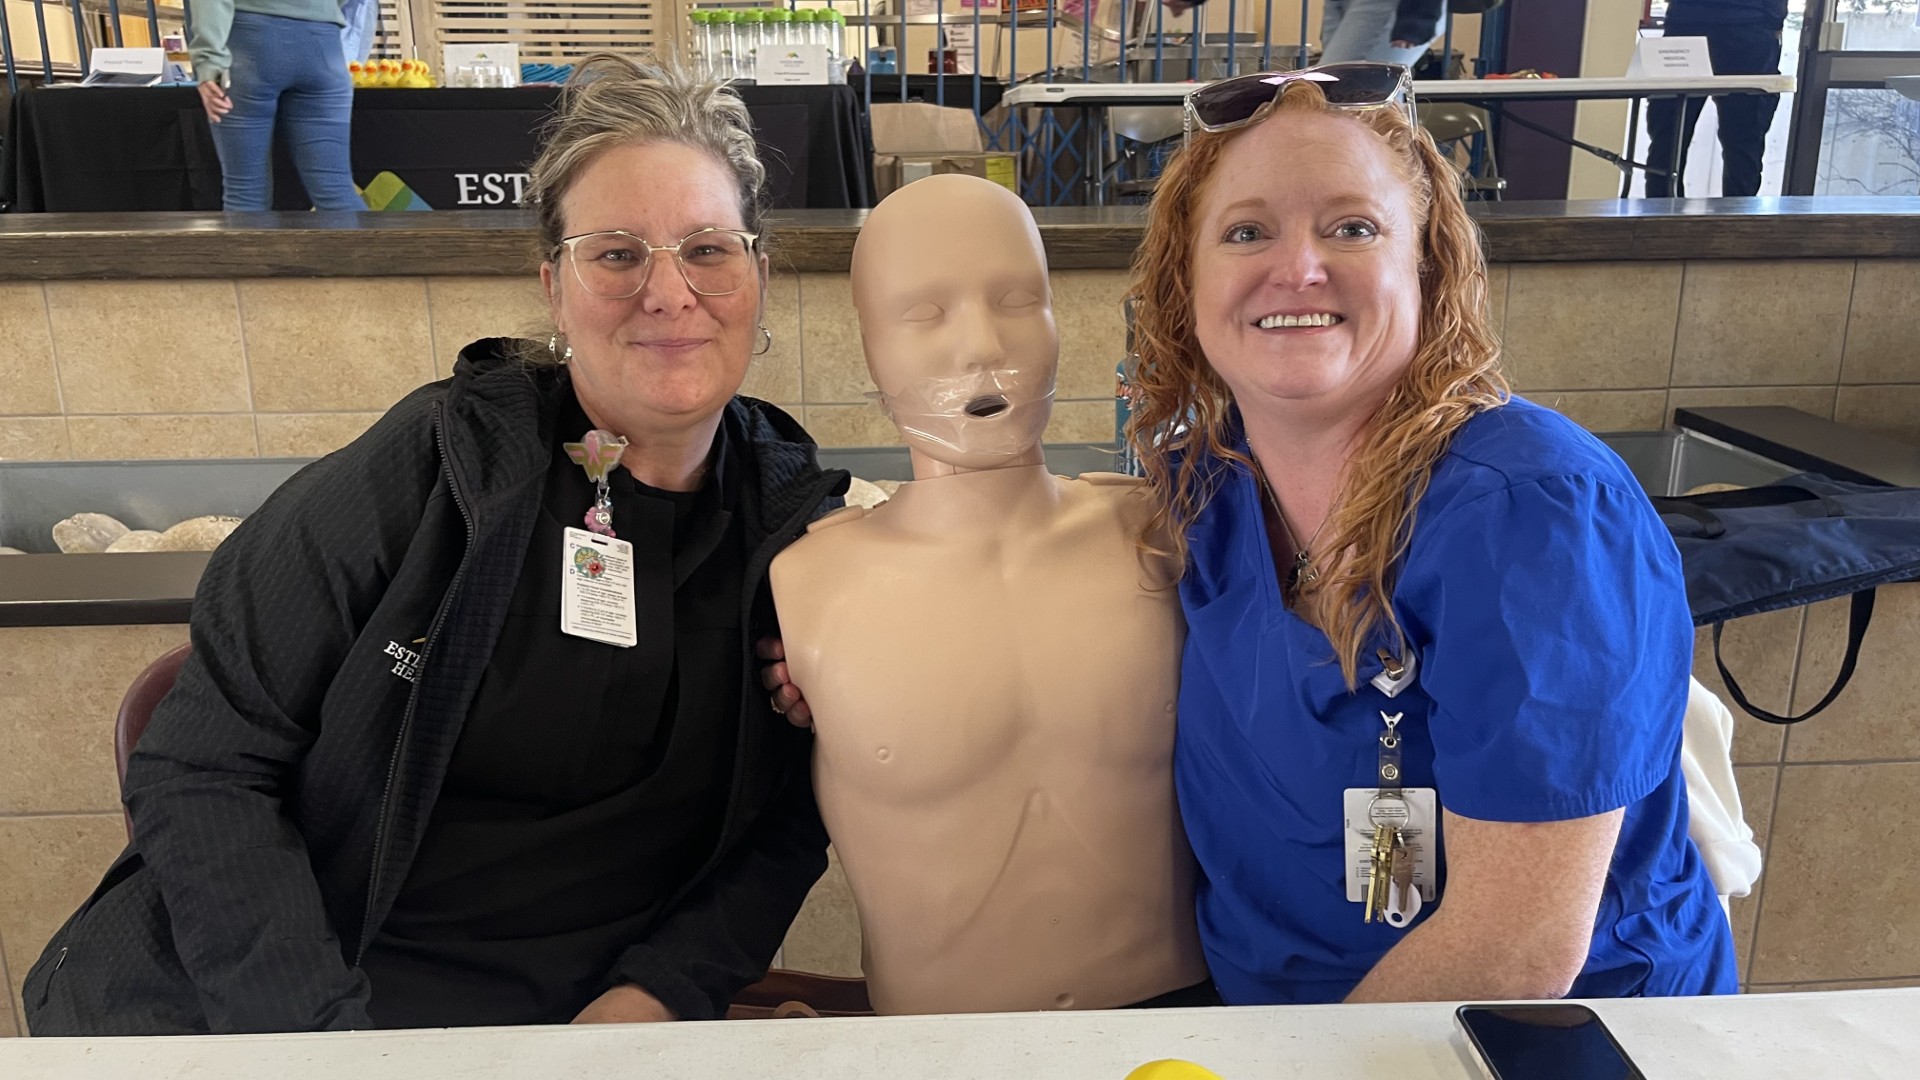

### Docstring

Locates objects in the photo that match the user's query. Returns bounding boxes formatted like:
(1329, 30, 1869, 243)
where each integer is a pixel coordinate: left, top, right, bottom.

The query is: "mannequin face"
(852, 176, 1058, 470)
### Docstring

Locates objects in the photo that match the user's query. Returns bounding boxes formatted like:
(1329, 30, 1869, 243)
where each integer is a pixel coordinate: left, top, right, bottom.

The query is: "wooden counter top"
(5, 197, 1918, 280)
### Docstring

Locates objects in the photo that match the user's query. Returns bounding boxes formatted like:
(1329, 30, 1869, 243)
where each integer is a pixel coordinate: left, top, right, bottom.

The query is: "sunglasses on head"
(1184, 62, 1416, 139)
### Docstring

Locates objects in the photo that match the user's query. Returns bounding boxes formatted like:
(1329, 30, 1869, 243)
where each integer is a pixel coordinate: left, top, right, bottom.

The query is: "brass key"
(1390, 832, 1414, 915)
(1365, 823, 1396, 923)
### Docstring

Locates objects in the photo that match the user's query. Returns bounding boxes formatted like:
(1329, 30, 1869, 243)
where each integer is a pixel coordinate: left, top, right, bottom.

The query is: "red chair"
(113, 643, 193, 840)
(110, 642, 869, 1018)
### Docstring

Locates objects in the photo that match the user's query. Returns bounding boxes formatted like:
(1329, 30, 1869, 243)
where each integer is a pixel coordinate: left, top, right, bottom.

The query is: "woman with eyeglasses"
(1124, 64, 1735, 1005)
(25, 54, 845, 1035)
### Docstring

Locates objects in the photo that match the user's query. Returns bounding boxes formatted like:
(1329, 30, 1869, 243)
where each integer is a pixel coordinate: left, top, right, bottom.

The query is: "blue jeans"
(209, 11, 365, 211)
(1320, 0, 1438, 66)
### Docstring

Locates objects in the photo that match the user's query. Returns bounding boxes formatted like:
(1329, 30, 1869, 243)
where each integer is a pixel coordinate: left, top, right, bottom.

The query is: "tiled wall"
(2, 261, 1919, 464)
(3, 259, 1919, 1034)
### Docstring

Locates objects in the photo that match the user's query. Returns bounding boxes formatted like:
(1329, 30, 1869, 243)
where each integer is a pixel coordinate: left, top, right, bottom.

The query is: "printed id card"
(560, 526, 636, 648)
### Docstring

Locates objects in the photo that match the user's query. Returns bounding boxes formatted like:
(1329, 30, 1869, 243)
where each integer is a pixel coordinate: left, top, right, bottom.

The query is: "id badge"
(561, 526, 637, 648)
(1343, 787, 1439, 904)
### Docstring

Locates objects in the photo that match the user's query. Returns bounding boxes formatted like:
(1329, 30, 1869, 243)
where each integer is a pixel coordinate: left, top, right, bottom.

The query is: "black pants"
(1644, 21, 1785, 197)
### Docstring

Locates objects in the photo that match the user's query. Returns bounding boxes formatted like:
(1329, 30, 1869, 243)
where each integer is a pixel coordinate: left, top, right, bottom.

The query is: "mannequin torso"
(771, 464, 1206, 1014)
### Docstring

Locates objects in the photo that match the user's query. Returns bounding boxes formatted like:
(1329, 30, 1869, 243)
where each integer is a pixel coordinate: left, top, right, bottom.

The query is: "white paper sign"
(443, 42, 521, 86)
(1626, 36, 1715, 79)
(945, 24, 977, 74)
(91, 47, 164, 75)
(755, 42, 829, 85)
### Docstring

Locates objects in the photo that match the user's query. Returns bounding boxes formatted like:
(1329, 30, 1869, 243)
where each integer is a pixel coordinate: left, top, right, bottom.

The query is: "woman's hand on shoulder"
(757, 637, 813, 729)
(571, 984, 677, 1024)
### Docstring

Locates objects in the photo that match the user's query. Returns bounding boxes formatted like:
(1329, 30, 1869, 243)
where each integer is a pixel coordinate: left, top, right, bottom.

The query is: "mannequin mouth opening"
(964, 395, 1011, 419)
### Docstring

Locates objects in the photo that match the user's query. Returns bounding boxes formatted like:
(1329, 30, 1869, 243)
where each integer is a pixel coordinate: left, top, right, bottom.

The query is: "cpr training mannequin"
(769, 174, 1208, 1015)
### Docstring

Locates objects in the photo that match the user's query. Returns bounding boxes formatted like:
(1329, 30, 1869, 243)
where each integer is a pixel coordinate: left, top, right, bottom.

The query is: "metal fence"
(2, 0, 1492, 208)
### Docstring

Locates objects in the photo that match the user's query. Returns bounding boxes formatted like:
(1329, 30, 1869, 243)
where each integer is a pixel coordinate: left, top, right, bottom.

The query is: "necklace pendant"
(1295, 550, 1319, 586)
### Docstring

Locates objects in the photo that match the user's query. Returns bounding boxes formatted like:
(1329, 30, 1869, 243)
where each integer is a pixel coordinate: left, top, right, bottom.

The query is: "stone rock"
(155, 516, 244, 552)
(52, 513, 131, 553)
(105, 530, 166, 553)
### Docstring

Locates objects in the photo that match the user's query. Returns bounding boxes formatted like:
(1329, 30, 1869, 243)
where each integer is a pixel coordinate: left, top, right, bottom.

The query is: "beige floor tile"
(0, 814, 131, 1018)
(241, 280, 435, 412)
(0, 283, 59, 416)
(1486, 264, 1509, 344)
(1749, 976, 1920, 993)
(1044, 401, 1119, 446)
(799, 273, 871, 404)
(1834, 384, 1920, 446)
(256, 413, 384, 459)
(0, 624, 190, 815)
(1730, 765, 1779, 982)
(1695, 610, 1802, 765)
(0, 418, 70, 462)
(806, 404, 901, 448)
(1, 957, 16, 1036)
(749, 272, 804, 404)
(1051, 271, 1129, 401)
(1502, 264, 1681, 392)
(1840, 261, 1920, 385)
(1667, 386, 1839, 421)
(1747, 762, 1920, 983)
(780, 847, 862, 977)
(65, 415, 258, 460)
(1672, 262, 1854, 388)
(47, 281, 250, 414)
(424, 277, 551, 380)
(1785, 584, 1920, 762)
(1526, 389, 1667, 433)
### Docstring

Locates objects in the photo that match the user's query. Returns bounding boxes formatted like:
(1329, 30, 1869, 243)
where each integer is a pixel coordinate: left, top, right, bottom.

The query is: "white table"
(6, 989, 1914, 1080)
(1001, 75, 1798, 204)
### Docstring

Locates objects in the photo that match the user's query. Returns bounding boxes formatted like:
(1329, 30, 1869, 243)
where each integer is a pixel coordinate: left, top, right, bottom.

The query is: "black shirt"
(359, 390, 746, 1028)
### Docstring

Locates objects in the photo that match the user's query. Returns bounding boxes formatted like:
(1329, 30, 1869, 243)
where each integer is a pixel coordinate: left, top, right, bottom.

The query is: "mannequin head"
(851, 174, 1058, 475)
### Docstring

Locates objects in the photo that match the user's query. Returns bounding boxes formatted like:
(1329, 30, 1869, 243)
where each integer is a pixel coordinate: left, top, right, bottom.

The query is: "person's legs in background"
(1321, 0, 1350, 51)
(1707, 23, 1785, 197)
(1320, 0, 1435, 66)
(207, 12, 289, 211)
(280, 18, 365, 210)
(1644, 93, 1710, 197)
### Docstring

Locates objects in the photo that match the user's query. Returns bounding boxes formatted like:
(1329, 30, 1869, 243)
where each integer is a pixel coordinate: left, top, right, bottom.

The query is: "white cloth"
(1681, 675, 1764, 901)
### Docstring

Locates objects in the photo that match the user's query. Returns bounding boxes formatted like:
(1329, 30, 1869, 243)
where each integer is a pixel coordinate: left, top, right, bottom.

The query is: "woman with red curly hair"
(1126, 65, 1735, 1006)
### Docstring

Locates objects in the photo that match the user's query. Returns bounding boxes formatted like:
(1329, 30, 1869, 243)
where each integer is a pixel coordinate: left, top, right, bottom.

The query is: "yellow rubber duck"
(1126, 1061, 1224, 1080)
(399, 59, 434, 88)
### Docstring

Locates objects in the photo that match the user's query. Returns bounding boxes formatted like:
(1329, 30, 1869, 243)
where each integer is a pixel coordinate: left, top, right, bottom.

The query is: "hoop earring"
(549, 334, 573, 363)
(754, 325, 773, 356)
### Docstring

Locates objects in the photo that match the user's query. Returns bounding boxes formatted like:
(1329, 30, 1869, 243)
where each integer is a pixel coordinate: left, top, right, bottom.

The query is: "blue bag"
(1651, 474, 1920, 725)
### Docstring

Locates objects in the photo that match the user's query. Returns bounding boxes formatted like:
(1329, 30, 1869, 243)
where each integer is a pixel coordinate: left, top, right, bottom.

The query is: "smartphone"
(1455, 1003, 1646, 1080)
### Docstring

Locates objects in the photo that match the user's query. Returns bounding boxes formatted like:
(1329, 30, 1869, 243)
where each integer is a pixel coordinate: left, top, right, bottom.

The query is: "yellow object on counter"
(1125, 1061, 1224, 1080)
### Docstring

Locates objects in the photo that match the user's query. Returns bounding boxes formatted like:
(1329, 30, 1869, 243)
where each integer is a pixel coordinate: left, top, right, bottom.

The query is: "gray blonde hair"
(521, 54, 769, 362)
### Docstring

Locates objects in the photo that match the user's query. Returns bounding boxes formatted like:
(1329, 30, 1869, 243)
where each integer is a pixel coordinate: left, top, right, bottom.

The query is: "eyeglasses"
(552, 227, 760, 299)
(1184, 63, 1416, 139)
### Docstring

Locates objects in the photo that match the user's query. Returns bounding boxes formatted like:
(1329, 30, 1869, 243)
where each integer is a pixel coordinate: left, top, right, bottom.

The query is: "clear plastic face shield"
(867, 367, 1056, 465)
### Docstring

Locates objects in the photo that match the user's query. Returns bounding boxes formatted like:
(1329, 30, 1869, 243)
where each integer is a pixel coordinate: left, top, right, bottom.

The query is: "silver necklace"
(1253, 458, 1327, 589)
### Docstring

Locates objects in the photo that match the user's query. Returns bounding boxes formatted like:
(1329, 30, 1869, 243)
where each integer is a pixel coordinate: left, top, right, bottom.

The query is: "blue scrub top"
(1177, 397, 1736, 1004)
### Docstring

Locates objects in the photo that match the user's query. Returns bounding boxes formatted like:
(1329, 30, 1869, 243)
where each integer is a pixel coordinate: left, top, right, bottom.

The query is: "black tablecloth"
(2, 83, 873, 212)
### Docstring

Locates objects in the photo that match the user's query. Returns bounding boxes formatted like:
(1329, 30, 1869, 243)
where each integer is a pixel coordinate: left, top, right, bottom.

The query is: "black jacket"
(23, 340, 848, 1035)
(1665, 0, 1788, 29)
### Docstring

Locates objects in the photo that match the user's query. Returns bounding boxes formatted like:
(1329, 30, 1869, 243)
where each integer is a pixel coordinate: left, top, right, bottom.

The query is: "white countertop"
(6, 988, 1913, 1079)
(1003, 74, 1797, 108)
